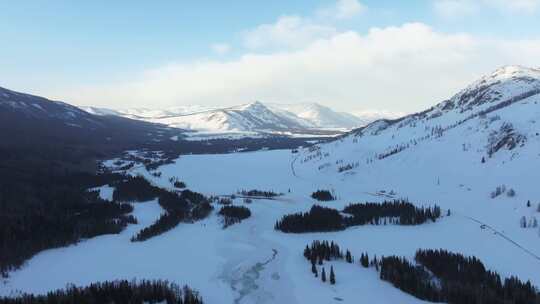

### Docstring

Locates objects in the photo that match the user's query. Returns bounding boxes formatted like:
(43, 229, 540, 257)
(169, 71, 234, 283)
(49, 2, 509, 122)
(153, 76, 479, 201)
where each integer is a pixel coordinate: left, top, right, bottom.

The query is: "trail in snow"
(290, 154, 300, 178)
(463, 215, 540, 263)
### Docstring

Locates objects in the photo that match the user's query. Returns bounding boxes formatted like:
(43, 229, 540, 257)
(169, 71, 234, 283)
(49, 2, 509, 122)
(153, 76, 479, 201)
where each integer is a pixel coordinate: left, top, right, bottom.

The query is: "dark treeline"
(131, 189, 212, 242)
(0, 279, 203, 304)
(275, 205, 344, 233)
(218, 205, 251, 228)
(182, 190, 213, 220)
(311, 190, 335, 201)
(303, 240, 349, 286)
(112, 175, 164, 202)
(169, 177, 187, 189)
(380, 249, 540, 304)
(0, 163, 135, 277)
(303, 240, 344, 264)
(130, 212, 184, 242)
(216, 197, 233, 205)
(343, 200, 441, 226)
(275, 200, 441, 233)
(238, 189, 281, 198)
(380, 256, 439, 301)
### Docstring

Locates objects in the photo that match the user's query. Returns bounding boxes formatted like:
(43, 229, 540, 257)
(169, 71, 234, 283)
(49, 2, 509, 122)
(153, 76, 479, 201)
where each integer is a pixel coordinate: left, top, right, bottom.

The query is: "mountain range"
(83, 102, 400, 137)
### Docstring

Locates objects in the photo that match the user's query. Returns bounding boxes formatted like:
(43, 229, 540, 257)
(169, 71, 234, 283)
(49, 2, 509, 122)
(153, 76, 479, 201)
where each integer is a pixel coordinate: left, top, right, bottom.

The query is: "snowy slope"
(298, 65, 540, 174)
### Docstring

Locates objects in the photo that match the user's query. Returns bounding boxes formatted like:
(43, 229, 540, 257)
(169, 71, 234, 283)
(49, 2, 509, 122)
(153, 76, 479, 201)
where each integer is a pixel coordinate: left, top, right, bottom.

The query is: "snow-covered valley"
(2, 66, 540, 304)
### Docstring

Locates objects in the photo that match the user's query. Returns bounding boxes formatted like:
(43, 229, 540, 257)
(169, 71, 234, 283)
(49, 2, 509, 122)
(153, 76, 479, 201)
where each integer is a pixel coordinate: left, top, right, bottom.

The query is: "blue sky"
(1, 0, 540, 112)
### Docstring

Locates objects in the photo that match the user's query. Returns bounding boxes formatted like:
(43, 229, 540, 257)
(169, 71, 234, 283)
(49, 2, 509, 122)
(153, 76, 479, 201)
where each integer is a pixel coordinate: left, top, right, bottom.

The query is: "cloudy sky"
(1, 0, 540, 113)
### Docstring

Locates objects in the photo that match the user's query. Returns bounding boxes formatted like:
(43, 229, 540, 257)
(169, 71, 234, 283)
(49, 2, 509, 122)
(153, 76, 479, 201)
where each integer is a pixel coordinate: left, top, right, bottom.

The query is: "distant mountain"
(267, 103, 364, 129)
(350, 109, 405, 126)
(83, 102, 398, 137)
(0, 86, 183, 153)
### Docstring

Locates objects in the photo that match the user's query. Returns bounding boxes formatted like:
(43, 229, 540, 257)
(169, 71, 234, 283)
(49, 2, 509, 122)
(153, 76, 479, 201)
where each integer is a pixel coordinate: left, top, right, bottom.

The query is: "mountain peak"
(479, 65, 540, 84)
(235, 101, 270, 112)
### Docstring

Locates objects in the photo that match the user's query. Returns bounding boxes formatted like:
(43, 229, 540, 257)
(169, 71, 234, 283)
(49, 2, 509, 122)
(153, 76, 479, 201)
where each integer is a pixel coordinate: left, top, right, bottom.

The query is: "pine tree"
(481, 156, 486, 163)
(321, 267, 327, 282)
(527, 200, 531, 207)
(330, 266, 336, 285)
(360, 253, 369, 268)
(311, 261, 317, 276)
(346, 250, 353, 263)
(520, 216, 527, 228)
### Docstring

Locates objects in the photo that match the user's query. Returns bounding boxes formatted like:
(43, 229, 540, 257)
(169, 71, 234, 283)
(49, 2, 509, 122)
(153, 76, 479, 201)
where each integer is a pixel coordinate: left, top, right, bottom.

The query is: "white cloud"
(242, 15, 337, 50)
(242, 1, 366, 50)
(433, 0, 539, 17)
(55, 23, 540, 113)
(211, 43, 231, 55)
(317, 0, 367, 20)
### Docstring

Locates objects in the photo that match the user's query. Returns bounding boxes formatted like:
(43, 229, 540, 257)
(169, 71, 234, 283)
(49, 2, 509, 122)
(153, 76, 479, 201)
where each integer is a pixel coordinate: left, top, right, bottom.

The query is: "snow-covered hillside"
(298, 65, 540, 175)
(83, 102, 397, 137)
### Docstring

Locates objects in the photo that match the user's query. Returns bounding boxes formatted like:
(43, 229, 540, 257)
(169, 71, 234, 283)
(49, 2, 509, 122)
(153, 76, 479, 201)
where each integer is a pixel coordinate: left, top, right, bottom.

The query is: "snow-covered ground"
(90, 185, 115, 201)
(2, 146, 539, 303)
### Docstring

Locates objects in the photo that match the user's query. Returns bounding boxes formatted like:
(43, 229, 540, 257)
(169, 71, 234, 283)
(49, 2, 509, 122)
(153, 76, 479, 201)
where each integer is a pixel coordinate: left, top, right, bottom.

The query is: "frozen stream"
(228, 249, 279, 304)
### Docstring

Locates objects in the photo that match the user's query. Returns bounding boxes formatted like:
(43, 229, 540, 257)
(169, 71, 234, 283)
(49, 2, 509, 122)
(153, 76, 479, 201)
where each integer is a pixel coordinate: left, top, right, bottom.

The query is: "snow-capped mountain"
(350, 109, 405, 125)
(147, 101, 316, 134)
(267, 103, 364, 129)
(83, 102, 396, 137)
(297, 65, 540, 187)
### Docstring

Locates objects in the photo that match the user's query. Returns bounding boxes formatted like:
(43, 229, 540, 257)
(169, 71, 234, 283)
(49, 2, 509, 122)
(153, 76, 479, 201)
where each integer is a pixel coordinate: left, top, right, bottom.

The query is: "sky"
(1, 0, 540, 113)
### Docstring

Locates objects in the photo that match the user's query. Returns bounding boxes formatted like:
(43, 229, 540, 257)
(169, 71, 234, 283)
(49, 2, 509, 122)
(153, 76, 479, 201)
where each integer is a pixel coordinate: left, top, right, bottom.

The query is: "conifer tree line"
(237, 189, 281, 198)
(218, 205, 251, 228)
(111, 175, 165, 202)
(343, 200, 441, 226)
(0, 279, 203, 304)
(131, 189, 212, 242)
(380, 249, 540, 304)
(301, 240, 539, 303)
(275, 200, 442, 233)
(311, 190, 335, 201)
(0, 171, 137, 278)
(303, 240, 346, 264)
(216, 197, 233, 205)
(169, 177, 187, 189)
(304, 241, 346, 285)
(275, 205, 344, 233)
